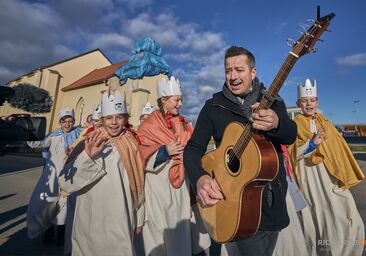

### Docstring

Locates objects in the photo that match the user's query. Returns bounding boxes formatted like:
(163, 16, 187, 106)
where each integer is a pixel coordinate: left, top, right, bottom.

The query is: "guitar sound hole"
(226, 149, 240, 173)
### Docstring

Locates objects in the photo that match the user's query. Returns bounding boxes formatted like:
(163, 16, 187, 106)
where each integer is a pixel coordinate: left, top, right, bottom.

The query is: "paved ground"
(0, 154, 43, 175)
(0, 155, 64, 255)
(0, 154, 365, 255)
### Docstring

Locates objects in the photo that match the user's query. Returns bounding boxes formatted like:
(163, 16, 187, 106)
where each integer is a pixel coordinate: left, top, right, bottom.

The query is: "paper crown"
(92, 104, 102, 120)
(157, 76, 182, 98)
(140, 102, 155, 116)
(101, 91, 128, 117)
(297, 79, 317, 99)
(59, 108, 74, 120)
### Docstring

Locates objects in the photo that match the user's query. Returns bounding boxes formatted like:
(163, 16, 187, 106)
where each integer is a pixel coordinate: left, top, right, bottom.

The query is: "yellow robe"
(289, 113, 364, 189)
(288, 113, 365, 255)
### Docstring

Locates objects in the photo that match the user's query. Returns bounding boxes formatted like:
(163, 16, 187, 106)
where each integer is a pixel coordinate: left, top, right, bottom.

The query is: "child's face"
(59, 116, 75, 133)
(162, 95, 183, 116)
(101, 114, 128, 137)
(92, 119, 102, 129)
(297, 97, 318, 117)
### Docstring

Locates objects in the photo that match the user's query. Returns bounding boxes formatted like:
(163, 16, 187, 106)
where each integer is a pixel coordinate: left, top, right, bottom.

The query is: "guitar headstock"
(289, 6, 335, 58)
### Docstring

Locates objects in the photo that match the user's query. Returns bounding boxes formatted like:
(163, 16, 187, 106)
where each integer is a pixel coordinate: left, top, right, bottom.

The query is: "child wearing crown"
(137, 76, 194, 255)
(139, 102, 155, 123)
(288, 78, 365, 255)
(26, 108, 82, 246)
(58, 80, 145, 256)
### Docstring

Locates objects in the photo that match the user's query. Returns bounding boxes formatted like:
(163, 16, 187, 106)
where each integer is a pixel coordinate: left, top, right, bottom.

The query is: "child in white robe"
(59, 89, 145, 256)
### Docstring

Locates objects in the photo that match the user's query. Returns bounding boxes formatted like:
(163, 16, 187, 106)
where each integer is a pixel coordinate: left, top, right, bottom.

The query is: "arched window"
(75, 97, 85, 127)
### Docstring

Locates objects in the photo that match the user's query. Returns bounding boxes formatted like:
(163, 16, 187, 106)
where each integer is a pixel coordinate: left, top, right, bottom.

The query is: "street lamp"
(353, 100, 360, 124)
(352, 110, 357, 123)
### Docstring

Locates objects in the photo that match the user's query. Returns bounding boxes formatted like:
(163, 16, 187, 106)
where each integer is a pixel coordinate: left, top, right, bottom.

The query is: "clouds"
(116, 0, 153, 11)
(46, 0, 115, 29)
(96, 5, 226, 122)
(0, 0, 72, 84)
(90, 33, 133, 49)
(174, 50, 225, 122)
(337, 52, 366, 70)
(123, 12, 224, 53)
(0, 0, 227, 121)
(183, 31, 224, 52)
(0, 0, 131, 84)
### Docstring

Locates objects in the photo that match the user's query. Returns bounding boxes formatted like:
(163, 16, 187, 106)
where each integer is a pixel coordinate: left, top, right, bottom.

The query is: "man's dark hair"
(224, 46, 256, 69)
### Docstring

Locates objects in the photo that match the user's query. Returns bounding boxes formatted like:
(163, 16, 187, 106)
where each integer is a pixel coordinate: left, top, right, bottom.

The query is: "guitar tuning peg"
(296, 25, 307, 35)
(326, 29, 332, 32)
(310, 47, 318, 53)
(286, 38, 296, 47)
(318, 38, 324, 42)
(302, 22, 312, 29)
(305, 19, 315, 27)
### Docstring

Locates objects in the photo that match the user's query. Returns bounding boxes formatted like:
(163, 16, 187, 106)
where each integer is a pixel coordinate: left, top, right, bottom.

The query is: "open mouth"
(109, 127, 120, 132)
(231, 81, 242, 87)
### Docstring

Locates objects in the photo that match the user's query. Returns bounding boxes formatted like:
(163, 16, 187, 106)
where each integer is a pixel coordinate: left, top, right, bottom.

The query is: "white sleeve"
(27, 136, 52, 148)
(296, 140, 313, 160)
(58, 150, 106, 194)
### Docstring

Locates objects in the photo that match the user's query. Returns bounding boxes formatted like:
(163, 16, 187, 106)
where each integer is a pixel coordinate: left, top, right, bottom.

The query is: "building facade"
(0, 49, 165, 132)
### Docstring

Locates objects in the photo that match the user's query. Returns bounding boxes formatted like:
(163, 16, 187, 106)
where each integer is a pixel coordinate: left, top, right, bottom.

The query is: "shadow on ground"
(0, 205, 62, 256)
(0, 227, 63, 256)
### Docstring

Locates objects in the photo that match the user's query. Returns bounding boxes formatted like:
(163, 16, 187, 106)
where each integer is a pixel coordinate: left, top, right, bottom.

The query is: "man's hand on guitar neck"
(250, 102, 279, 131)
(196, 175, 223, 206)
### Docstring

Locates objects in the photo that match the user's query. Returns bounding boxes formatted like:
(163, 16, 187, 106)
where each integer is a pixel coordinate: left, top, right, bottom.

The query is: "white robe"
(27, 135, 68, 239)
(272, 188, 310, 256)
(295, 118, 364, 256)
(142, 151, 191, 256)
(59, 144, 144, 256)
(191, 203, 211, 254)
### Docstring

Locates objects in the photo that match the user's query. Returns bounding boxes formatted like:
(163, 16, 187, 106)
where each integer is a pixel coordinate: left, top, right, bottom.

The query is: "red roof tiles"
(62, 60, 127, 91)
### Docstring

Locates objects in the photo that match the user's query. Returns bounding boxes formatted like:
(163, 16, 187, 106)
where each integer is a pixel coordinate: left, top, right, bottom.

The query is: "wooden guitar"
(198, 7, 335, 243)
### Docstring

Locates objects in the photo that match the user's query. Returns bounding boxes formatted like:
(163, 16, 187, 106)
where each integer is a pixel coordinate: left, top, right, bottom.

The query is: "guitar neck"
(235, 53, 298, 157)
(231, 7, 335, 165)
(258, 53, 298, 110)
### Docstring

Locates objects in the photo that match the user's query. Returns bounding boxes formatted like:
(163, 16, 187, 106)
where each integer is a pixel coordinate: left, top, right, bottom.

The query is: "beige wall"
(8, 69, 42, 87)
(60, 74, 167, 129)
(0, 49, 168, 132)
(123, 74, 165, 127)
(0, 50, 111, 132)
(54, 51, 111, 89)
(49, 51, 111, 131)
(0, 70, 44, 117)
(61, 83, 107, 128)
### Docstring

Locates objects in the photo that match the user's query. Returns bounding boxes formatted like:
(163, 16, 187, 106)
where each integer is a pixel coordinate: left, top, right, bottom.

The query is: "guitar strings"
(227, 23, 321, 167)
(227, 55, 298, 167)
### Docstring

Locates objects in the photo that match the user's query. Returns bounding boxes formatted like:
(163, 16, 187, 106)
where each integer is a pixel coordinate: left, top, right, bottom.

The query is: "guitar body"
(198, 122, 279, 243)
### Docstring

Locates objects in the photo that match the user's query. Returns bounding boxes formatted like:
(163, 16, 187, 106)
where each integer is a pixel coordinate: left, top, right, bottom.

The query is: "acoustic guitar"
(198, 7, 335, 243)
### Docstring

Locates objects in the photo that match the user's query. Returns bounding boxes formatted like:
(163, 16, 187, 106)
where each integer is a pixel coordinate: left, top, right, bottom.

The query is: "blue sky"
(0, 0, 365, 125)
